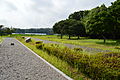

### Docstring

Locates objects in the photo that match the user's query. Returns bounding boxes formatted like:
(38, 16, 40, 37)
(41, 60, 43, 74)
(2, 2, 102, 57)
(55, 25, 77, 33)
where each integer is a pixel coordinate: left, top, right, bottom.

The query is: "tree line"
(53, 0, 120, 43)
(0, 25, 53, 36)
(0, 25, 14, 36)
(14, 28, 53, 35)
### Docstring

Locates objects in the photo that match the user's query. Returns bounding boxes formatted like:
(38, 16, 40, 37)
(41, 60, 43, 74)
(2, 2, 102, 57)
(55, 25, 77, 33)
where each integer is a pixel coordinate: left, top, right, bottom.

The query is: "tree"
(3, 27, 12, 35)
(0, 25, 4, 36)
(83, 4, 113, 43)
(53, 19, 86, 39)
(53, 20, 66, 39)
(108, 0, 120, 39)
(69, 10, 89, 21)
(72, 21, 86, 39)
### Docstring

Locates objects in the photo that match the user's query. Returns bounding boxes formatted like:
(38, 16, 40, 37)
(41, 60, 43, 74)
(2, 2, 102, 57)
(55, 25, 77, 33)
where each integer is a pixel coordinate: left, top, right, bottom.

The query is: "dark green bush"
(115, 46, 120, 50)
(22, 36, 25, 39)
(35, 41, 43, 44)
(73, 47, 83, 51)
(36, 43, 120, 79)
(36, 43, 43, 49)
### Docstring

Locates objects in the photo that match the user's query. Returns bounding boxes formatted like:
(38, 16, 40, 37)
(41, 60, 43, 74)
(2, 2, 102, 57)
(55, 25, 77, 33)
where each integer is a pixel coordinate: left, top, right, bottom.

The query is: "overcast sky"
(0, 0, 116, 29)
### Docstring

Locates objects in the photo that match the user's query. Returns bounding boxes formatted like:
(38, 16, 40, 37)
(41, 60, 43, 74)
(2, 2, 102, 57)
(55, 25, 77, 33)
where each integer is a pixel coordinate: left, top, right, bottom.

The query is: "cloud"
(0, 0, 116, 29)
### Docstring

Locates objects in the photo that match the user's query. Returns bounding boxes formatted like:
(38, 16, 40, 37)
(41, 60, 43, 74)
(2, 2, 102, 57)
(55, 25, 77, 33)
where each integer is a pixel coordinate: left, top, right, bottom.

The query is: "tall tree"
(0, 25, 4, 36)
(53, 20, 66, 39)
(83, 4, 113, 43)
(69, 10, 89, 21)
(108, 0, 120, 39)
(53, 19, 86, 39)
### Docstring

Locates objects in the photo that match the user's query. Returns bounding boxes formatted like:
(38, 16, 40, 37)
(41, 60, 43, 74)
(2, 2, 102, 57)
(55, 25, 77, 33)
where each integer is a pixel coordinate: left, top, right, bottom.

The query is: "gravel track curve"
(0, 38, 72, 80)
(32, 38, 110, 53)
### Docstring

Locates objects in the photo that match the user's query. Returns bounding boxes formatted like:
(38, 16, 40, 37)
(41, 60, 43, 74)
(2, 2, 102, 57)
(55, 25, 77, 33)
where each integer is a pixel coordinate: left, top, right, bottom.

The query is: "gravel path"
(32, 38, 110, 53)
(0, 38, 72, 80)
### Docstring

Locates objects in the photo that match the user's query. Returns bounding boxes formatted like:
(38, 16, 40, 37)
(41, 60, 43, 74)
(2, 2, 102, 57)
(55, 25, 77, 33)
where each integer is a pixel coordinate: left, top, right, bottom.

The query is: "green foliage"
(36, 42, 44, 49)
(33, 35, 120, 52)
(0, 25, 15, 36)
(53, 0, 120, 40)
(0, 25, 4, 36)
(83, 5, 112, 36)
(35, 41, 43, 44)
(115, 46, 120, 49)
(36, 43, 120, 79)
(0, 37, 3, 43)
(69, 10, 90, 21)
(14, 28, 53, 34)
(53, 19, 86, 39)
(108, 0, 120, 39)
(73, 47, 83, 52)
(22, 36, 25, 39)
(17, 37, 89, 80)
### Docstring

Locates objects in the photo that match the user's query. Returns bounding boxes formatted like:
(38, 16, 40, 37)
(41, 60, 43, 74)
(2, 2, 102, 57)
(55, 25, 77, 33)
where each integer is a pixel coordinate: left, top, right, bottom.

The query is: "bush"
(36, 43, 43, 49)
(115, 46, 120, 49)
(22, 36, 25, 39)
(73, 47, 83, 52)
(36, 43, 120, 79)
(35, 41, 43, 44)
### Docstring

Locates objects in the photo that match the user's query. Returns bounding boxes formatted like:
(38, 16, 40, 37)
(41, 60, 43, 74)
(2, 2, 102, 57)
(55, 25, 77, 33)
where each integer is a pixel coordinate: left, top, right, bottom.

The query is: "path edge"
(16, 39, 73, 80)
(0, 37, 4, 46)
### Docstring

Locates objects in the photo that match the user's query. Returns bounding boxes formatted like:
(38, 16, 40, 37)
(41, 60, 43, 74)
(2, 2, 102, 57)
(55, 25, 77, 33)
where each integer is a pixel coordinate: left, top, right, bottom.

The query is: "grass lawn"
(0, 36, 3, 43)
(31, 35, 120, 52)
(16, 37, 90, 80)
(16, 36, 120, 79)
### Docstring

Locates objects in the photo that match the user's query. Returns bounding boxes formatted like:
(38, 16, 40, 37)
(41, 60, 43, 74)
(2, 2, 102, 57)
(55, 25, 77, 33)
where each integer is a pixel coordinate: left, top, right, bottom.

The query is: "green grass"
(16, 36, 120, 79)
(31, 35, 120, 52)
(35, 41, 120, 79)
(16, 37, 90, 80)
(0, 36, 3, 43)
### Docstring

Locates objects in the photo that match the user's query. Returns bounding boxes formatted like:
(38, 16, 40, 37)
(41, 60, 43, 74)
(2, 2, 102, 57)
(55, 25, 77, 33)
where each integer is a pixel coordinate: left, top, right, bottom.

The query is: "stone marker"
(25, 37, 31, 43)
(11, 42, 14, 45)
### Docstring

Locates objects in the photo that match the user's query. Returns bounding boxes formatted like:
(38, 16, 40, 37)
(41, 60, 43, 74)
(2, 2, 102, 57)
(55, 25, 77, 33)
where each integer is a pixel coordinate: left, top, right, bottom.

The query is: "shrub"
(73, 47, 83, 52)
(35, 41, 43, 44)
(115, 46, 120, 50)
(36, 43, 120, 79)
(36, 43, 43, 49)
(22, 36, 25, 39)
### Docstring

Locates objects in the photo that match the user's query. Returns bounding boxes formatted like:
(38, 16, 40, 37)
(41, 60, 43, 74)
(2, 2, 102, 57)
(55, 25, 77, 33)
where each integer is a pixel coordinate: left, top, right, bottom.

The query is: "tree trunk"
(102, 35, 106, 43)
(69, 35, 71, 39)
(60, 34, 63, 39)
(0, 30, 2, 36)
(77, 36, 80, 39)
(104, 38, 106, 43)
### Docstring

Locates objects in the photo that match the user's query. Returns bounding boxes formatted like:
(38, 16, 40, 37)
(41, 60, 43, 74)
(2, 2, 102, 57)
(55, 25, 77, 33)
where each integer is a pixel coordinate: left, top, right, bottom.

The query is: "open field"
(17, 37, 89, 80)
(30, 35, 120, 52)
(17, 36, 120, 80)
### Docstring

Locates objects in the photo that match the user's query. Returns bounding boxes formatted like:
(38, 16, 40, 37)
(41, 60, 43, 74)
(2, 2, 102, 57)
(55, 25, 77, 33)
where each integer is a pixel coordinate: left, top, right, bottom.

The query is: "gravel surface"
(32, 38, 110, 53)
(0, 38, 71, 80)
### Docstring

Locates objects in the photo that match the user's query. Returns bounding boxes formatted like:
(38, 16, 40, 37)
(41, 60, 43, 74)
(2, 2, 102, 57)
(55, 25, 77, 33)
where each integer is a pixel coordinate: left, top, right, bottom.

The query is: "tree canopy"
(53, 19, 86, 39)
(53, 0, 120, 42)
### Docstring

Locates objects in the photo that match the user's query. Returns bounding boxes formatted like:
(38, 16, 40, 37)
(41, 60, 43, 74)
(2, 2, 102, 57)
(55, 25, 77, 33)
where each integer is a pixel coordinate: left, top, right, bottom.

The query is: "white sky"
(0, 0, 116, 29)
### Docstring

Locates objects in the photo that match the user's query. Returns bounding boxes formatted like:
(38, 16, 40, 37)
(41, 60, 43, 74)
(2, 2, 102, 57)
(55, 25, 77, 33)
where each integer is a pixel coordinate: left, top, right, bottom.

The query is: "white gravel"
(0, 38, 71, 80)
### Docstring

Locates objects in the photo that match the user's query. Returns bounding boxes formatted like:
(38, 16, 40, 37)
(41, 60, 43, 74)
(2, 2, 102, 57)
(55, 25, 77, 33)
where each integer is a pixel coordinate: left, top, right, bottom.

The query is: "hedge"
(36, 43, 120, 80)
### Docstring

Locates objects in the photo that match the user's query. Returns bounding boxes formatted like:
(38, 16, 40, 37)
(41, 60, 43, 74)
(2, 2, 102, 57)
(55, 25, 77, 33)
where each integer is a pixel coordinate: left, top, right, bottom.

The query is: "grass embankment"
(0, 36, 3, 43)
(17, 37, 88, 80)
(17, 36, 120, 80)
(35, 41, 120, 80)
(32, 35, 120, 52)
